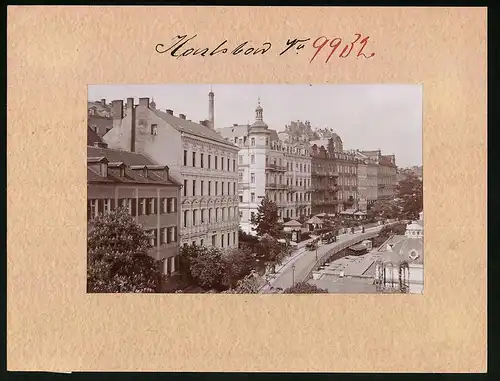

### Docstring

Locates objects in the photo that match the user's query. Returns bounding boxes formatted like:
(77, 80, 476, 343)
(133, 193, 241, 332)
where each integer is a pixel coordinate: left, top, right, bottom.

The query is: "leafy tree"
(87, 207, 163, 293)
(222, 272, 260, 294)
(368, 199, 399, 219)
(221, 247, 254, 289)
(283, 282, 328, 294)
(395, 173, 423, 220)
(259, 234, 289, 273)
(250, 197, 281, 238)
(180, 244, 226, 290)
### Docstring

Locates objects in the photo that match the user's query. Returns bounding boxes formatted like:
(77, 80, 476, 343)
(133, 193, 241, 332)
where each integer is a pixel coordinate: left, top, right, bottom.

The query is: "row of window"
(182, 179, 237, 197)
(182, 206, 239, 228)
(87, 197, 177, 219)
(183, 150, 236, 172)
(235, 136, 310, 156)
(245, 191, 311, 204)
(184, 230, 237, 249)
(146, 226, 178, 247)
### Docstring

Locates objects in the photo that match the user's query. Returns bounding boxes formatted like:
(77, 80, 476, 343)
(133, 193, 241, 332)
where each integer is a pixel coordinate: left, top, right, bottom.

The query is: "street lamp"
(292, 263, 296, 286)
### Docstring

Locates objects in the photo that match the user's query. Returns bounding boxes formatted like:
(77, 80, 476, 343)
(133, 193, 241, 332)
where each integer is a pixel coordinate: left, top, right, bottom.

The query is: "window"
(161, 198, 167, 213)
(161, 228, 167, 245)
(151, 124, 158, 135)
(251, 138, 255, 146)
(238, 171, 243, 181)
(222, 182, 224, 195)
(251, 173, 255, 183)
(208, 154, 211, 169)
(103, 199, 111, 214)
(239, 195, 243, 202)
(221, 157, 224, 171)
(183, 150, 187, 166)
(201, 209, 205, 224)
(148, 198, 156, 215)
(227, 158, 230, 171)
(200, 180, 204, 196)
(200, 239, 204, 246)
(192, 152, 196, 167)
(233, 182, 236, 194)
(201, 153, 204, 168)
(167, 197, 176, 213)
(265, 138, 269, 146)
(138, 198, 146, 215)
(227, 182, 230, 195)
(221, 234, 224, 248)
(227, 234, 230, 247)
(251, 192, 255, 203)
(120, 198, 132, 214)
(192, 180, 196, 196)
(215, 182, 218, 195)
(167, 226, 177, 243)
(183, 210, 188, 227)
(212, 235, 216, 246)
(149, 229, 158, 247)
(192, 210, 197, 226)
(233, 159, 236, 171)
(88, 199, 98, 219)
(251, 155, 255, 164)
(215, 208, 219, 222)
(215, 156, 218, 169)
(183, 180, 187, 196)
(239, 155, 243, 164)
(233, 232, 236, 245)
(208, 181, 212, 196)
(239, 211, 243, 218)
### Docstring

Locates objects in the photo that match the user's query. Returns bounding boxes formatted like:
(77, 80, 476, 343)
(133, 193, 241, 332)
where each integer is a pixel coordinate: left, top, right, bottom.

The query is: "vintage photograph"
(87, 84, 423, 294)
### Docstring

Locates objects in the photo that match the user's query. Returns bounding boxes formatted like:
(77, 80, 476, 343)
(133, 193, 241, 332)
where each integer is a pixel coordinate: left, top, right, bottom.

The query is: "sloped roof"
(217, 125, 250, 139)
(283, 219, 302, 227)
(88, 146, 156, 166)
(87, 126, 104, 146)
(153, 109, 238, 148)
(306, 216, 323, 225)
(378, 235, 424, 264)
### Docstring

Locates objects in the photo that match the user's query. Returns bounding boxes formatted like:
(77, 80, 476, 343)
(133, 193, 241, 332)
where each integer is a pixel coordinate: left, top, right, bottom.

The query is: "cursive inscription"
(155, 35, 272, 58)
(154, 34, 375, 63)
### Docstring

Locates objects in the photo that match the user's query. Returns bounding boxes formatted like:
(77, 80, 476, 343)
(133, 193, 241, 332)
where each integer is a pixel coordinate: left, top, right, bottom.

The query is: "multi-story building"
(217, 101, 312, 234)
(310, 143, 339, 215)
(359, 150, 397, 201)
(87, 143, 182, 276)
(88, 99, 113, 137)
(310, 137, 358, 212)
(102, 93, 240, 249)
(353, 150, 379, 211)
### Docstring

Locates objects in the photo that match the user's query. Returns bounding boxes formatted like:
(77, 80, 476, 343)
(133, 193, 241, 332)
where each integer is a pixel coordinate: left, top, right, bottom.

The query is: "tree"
(283, 282, 328, 294)
(259, 234, 289, 272)
(87, 207, 163, 293)
(221, 247, 254, 289)
(222, 272, 260, 294)
(368, 199, 399, 219)
(395, 173, 423, 220)
(180, 244, 226, 290)
(250, 197, 281, 238)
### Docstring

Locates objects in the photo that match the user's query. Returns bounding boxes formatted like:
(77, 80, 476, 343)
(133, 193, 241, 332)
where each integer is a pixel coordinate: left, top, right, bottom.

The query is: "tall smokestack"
(127, 98, 136, 152)
(208, 86, 214, 129)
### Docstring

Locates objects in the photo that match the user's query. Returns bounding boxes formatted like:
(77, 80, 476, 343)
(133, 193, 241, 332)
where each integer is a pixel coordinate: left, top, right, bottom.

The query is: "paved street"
(260, 225, 387, 292)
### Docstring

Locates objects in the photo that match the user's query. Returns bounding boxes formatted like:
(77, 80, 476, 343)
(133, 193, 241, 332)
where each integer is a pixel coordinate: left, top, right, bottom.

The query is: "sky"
(88, 84, 422, 168)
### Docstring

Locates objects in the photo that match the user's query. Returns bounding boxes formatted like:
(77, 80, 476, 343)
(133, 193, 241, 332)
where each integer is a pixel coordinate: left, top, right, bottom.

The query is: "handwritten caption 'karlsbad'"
(155, 34, 375, 63)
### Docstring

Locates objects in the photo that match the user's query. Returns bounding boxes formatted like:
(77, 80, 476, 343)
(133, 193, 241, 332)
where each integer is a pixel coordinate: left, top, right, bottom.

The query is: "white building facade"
(218, 101, 312, 235)
(102, 94, 240, 249)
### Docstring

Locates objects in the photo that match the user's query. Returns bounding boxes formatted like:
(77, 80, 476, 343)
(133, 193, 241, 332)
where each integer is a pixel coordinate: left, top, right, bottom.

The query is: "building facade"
(102, 94, 240, 249)
(217, 101, 312, 234)
(87, 144, 182, 275)
(310, 143, 339, 215)
(359, 150, 397, 201)
(353, 150, 379, 211)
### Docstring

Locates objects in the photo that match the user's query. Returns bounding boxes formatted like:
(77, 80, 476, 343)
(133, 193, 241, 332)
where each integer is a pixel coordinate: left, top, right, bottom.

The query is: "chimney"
(200, 120, 206, 126)
(208, 89, 215, 129)
(127, 98, 136, 152)
(111, 100, 123, 120)
(93, 141, 108, 148)
(139, 97, 149, 108)
(166, 109, 173, 115)
(233, 123, 238, 127)
(101, 98, 106, 106)
(179, 113, 186, 120)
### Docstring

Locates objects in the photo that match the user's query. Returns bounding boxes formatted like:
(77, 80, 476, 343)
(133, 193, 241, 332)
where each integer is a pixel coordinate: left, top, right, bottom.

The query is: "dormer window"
(151, 124, 158, 135)
(409, 250, 419, 260)
(119, 166, 125, 177)
(100, 163, 108, 177)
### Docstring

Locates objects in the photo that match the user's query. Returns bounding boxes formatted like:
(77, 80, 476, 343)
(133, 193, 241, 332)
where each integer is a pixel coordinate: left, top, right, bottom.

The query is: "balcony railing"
(265, 163, 287, 172)
(265, 183, 289, 190)
(312, 185, 339, 192)
(311, 171, 339, 177)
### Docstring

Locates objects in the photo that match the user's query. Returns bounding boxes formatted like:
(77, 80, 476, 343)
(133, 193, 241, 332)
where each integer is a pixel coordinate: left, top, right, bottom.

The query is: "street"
(260, 225, 387, 292)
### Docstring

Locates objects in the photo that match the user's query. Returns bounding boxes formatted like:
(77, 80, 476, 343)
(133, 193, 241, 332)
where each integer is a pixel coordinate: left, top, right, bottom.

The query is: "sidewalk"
(259, 221, 399, 292)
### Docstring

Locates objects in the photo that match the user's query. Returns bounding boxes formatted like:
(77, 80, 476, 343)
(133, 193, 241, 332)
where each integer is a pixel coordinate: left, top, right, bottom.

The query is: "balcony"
(311, 185, 339, 192)
(311, 171, 339, 178)
(265, 183, 288, 190)
(265, 163, 287, 172)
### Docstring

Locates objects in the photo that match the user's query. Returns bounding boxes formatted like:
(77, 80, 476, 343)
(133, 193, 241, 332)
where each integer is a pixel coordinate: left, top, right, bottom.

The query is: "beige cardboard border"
(7, 6, 487, 372)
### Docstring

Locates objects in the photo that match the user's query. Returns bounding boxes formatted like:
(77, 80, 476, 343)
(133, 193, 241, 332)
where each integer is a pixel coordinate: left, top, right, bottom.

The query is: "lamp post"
(292, 263, 296, 286)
